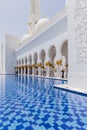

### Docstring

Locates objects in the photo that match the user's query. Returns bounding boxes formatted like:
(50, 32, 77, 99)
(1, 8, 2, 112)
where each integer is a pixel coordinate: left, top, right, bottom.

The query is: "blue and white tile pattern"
(0, 75, 87, 130)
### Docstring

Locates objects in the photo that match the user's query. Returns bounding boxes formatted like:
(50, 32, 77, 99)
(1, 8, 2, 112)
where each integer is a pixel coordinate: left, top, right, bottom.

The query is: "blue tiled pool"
(0, 75, 87, 130)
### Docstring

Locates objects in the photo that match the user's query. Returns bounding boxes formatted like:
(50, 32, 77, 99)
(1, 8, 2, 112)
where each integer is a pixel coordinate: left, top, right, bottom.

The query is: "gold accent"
(66, 64, 68, 68)
(23, 65, 28, 68)
(56, 60, 62, 65)
(45, 62, 53, 67)
(31, 64, 38, 68)
(38, 63, 42, 67)
(27, 65, 32, 68)
(41, 66, 45, 69)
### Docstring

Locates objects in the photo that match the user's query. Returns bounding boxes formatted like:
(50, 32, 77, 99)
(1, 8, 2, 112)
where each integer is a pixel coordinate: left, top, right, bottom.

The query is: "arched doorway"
(48, 45, 56, 63)
(19, 59, 21, 74)
(48, 45, 56, 77)
(39, 49, 46, 76)
(33, 52, 38, 75)
(61, 40, 68, 78)
(25, 57, 27, 75)
(22, 58, 24, 74)
(15, 60, 18, 74)
(61, 40, 68, 64)
(29, 55, 32, 75)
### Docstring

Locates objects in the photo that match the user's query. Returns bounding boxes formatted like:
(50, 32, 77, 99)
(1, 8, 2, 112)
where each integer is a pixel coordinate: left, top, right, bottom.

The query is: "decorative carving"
(84, 29, 87, 43)
(74, 0, 81, 20)
(75, 24, 83, 45)
(80, 0, 87, 8)
(74, 0, 87, 64)
(77, 47, 87, 64)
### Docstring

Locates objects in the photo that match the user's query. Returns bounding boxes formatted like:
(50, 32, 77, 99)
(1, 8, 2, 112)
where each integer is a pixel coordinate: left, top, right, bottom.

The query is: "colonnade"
(15, 44, 68, 79)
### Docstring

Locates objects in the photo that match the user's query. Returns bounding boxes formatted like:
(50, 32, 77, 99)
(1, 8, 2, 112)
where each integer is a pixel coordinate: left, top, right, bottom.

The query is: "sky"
(0, 0, 66, 42)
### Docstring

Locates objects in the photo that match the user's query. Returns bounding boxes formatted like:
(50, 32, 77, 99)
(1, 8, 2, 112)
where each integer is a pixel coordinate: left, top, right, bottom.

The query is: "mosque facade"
(0, 0, 87, 91)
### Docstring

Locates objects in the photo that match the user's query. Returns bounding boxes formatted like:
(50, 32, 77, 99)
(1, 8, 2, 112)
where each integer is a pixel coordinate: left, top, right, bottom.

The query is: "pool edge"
(54, 84, 87, 96)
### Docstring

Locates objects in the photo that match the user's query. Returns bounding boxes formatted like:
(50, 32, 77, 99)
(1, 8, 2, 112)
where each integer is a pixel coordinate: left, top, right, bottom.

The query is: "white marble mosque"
(0, 0, 87, 91)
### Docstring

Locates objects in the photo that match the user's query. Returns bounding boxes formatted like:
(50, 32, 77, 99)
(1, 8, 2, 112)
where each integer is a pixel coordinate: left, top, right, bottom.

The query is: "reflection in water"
(16, 76, 68, 107)
(0, 75, 87, 130)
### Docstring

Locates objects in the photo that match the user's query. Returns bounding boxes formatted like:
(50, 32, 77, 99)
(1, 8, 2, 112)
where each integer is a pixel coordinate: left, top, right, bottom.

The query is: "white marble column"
(24, 68, 26, 75)
(28, 67, 30, 75)
(57, 65, 61, 78)
(32, 67, 35, 75)
(18, 68, 20, 75)
(21, 68, 22, 75)
(46, 66, 50, 77)
(41, 68, 42, 76)
(38, 67, 41, 76)
(41, 68, 43, 76)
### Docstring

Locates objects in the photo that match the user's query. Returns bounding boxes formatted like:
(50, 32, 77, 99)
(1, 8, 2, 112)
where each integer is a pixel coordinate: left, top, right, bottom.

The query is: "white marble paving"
(54, 84, 87, 94)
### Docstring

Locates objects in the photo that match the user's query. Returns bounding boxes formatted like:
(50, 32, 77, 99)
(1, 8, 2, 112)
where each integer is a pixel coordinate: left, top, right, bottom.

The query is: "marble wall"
(68, 0, 87, 90)
(3, 34, 20, 74)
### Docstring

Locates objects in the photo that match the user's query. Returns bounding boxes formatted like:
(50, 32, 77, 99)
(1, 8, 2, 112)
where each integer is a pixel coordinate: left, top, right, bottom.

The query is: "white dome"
(21, 34, 32, 44)
(35, 17, 50, 32)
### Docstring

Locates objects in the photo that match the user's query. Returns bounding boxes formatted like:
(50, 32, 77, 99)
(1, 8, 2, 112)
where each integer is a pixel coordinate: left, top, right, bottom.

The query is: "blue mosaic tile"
(0, 75, 87, 130)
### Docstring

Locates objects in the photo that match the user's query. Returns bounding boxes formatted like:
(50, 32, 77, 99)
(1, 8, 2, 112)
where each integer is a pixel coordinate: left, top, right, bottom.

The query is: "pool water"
(0, 75, 87, 130)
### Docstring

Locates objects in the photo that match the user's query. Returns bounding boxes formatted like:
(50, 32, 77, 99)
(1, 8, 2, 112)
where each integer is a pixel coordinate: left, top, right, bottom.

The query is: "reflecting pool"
(0, 75, 87, 130)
